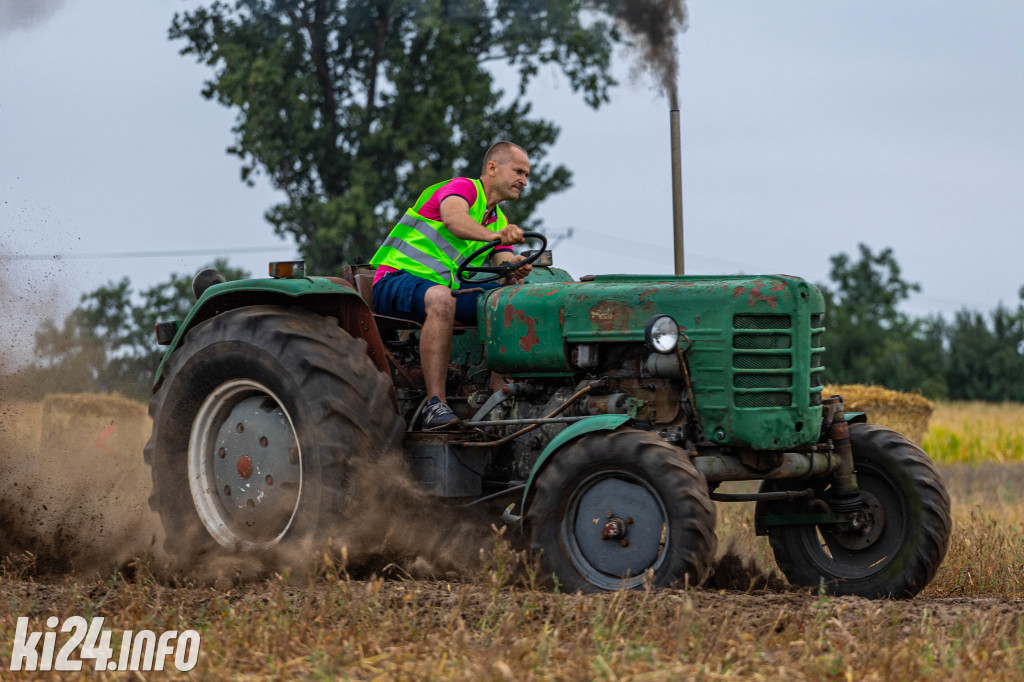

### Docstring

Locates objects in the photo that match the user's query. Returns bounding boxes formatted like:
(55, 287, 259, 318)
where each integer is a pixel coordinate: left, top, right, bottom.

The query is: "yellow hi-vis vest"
(370, 178, 508, 289)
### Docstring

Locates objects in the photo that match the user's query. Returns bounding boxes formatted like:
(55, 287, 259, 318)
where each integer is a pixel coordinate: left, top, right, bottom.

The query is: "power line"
(0, 246, 293, 261)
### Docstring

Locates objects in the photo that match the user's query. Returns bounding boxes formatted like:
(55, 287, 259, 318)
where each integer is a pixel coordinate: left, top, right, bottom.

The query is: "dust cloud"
(0, 394, 163, 575)
(0, 384, 502, 585)
(706, 537, 787, 592)
(323, 447, 502, 580)
(0, 259, 163, 576)
(162, 445, 504, 587)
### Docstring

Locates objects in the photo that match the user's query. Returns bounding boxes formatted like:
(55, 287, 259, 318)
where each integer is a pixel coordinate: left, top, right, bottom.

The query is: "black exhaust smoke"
(617, 0, 688, 274)
(617, 0, 688, 109)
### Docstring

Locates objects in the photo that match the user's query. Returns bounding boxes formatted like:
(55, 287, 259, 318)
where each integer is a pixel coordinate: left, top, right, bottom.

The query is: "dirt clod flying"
(0, 393, 162, 575)
(707, 538, 788, 593)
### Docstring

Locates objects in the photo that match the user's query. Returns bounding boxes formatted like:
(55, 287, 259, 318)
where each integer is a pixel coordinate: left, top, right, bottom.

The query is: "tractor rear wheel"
(144, 306, 403, 568)
(756, 423, 951, 598)
(526, 429, 716, 592)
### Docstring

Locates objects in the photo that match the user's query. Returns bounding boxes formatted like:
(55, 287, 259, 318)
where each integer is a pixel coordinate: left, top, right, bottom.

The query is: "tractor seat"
(353, 272, 375, 307)
(343, 266, 475, 333)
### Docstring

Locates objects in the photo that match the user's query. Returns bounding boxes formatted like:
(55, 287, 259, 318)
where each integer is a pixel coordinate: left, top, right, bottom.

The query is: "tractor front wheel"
(757, 423, 951, 598)
(526, 429, 716, 592)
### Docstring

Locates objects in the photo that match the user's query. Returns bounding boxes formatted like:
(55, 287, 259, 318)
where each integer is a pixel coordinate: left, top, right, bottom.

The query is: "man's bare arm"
(439, 196, 523, 245)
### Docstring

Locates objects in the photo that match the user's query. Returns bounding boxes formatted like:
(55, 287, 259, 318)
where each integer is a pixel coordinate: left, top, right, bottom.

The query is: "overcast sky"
(2, 1, 1022, 353)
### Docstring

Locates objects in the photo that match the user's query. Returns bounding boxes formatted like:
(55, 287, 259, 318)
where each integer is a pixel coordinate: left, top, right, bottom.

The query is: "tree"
(30, 260, 249, 401)
(826, 243, 920, 329)
(820, 244, 945, 395)
(170, 0, 628, 273)
(944, 301, 1024, 401)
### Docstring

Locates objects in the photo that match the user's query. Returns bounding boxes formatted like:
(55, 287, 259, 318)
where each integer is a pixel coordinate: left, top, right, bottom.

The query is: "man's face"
(491, 148, 530, 202)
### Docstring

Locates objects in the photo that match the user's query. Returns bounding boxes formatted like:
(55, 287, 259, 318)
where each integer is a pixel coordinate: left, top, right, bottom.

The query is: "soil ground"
(1, 397, 1023, 679)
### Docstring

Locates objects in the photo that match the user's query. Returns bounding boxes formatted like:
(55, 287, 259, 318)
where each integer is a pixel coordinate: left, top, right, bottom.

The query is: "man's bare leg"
(421, 284, 457, 402)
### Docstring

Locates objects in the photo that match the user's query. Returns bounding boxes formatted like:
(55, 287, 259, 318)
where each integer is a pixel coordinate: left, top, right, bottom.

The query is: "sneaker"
(422, 396, 461, 429)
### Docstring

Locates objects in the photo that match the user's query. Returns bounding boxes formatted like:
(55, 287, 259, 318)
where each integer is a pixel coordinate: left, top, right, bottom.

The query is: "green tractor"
(145, 234, 951, 597)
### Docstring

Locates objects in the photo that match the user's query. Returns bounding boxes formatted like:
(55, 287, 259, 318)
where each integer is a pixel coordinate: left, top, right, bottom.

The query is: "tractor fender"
(520, 414, 631, 513)
(845, 412, 868, 424)
(153, 277, 389, 389)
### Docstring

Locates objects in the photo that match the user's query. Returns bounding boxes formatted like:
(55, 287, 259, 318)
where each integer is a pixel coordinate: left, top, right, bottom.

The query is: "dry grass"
(2, 395, 1024, 679)
(0, 468, 1021, 680)
(925, 401, 1024, 463)
(1, 523, 1023, 681)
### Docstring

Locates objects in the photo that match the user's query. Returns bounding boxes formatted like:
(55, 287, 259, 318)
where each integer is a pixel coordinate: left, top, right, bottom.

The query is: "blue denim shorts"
(372, 271, 501, 325)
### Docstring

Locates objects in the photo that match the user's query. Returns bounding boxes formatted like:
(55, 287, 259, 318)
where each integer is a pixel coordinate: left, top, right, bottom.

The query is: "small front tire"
(526, 429, 716, 592)
(757, 423, 951, 598)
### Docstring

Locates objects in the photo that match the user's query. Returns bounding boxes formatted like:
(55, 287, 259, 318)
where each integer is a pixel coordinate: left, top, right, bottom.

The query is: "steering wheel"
(455, 231, 548, 284)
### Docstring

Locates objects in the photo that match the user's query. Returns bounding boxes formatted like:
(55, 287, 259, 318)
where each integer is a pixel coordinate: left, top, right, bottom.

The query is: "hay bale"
(823, 384, 933, 446)
(39, 393, 151, 491)
(15, 393, 161, 572)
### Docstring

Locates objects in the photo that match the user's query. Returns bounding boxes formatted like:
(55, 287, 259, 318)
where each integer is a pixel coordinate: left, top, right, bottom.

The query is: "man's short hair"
(482, 141, 527, 174)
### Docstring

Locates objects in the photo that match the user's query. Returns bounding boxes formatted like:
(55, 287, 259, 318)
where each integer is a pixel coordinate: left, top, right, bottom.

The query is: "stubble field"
(1, 397, 1023, 680)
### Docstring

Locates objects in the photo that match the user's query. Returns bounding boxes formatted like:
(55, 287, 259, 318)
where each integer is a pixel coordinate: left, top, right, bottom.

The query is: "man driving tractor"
(369, 141, 534, 429)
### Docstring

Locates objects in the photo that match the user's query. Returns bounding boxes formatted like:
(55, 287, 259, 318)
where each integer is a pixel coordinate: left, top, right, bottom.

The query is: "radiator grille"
(735, 392, 792, 408)
(734, 354, 792, 370)
(734, 314, 792, 330)
(735, 374, 792, 389)
(810, 314, 826, 406)
(732, 314, 793, 409)
(734, 334, 792, 350)
(732, 312, 827, 411)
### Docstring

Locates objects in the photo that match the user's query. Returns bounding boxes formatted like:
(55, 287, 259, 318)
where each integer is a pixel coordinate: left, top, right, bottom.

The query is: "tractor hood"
(480, 273, 823, 374)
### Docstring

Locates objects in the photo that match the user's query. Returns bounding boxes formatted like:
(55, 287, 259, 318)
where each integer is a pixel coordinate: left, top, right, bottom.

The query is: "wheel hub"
(602, 517, 627, 541)
(237, 455, 253, 479)
(566, 473, 667, 587)
(190, 381, 302, 549)
(830, 490, 885, 551)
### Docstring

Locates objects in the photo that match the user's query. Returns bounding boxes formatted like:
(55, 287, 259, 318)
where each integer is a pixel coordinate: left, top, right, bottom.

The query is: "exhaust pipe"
(670, 109, 684, 275)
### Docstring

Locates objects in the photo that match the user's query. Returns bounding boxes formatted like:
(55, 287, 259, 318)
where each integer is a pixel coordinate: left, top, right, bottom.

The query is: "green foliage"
(944, 304, 1024, 401)
(170, 0, 626, 273)
(826, 244, 920, 327)
(822, 243, 1024, 401)
(820, 243, 942, 395)
(25, 260, 249, 401)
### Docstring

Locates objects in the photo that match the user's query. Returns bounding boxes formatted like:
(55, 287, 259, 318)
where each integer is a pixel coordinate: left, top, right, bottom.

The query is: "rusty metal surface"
(479, 273, 826, 450)
(694, 450, 838, 483)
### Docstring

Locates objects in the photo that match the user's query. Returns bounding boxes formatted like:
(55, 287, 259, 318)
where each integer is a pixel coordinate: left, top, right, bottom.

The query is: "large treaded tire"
(144, 306, 404, 567)
(526, 429, 717, 592)
(757, 423, 951, 598)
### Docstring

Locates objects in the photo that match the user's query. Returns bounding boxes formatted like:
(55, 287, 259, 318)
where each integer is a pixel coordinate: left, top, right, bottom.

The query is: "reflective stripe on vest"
(370, 178, 507, 288)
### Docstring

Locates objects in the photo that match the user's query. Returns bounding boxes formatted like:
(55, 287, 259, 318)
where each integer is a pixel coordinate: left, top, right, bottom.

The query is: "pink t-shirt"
(374, 177, 510, 284)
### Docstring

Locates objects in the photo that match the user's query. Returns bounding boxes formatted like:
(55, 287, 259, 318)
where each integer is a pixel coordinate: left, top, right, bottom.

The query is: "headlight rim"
(644, 314, 680, 354)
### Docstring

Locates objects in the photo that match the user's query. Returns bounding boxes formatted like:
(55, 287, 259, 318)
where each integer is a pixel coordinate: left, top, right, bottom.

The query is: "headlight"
(644, 315, 679, 354)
